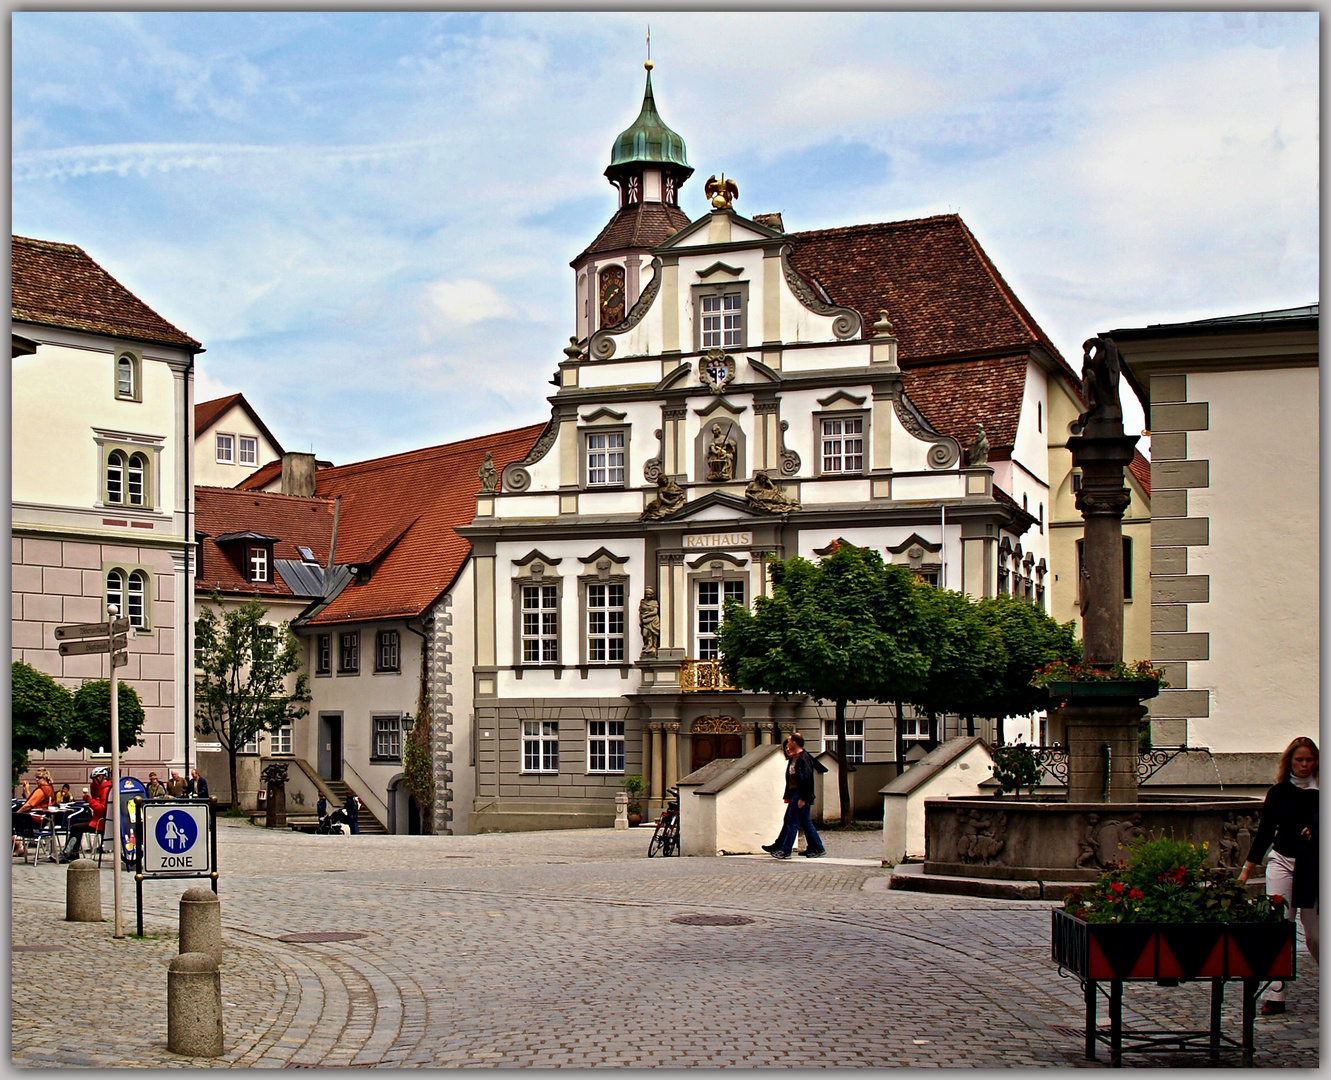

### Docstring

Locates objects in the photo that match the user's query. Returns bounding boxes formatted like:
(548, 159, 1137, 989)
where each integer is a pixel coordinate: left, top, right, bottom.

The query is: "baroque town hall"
(452, 64, 1087, 829)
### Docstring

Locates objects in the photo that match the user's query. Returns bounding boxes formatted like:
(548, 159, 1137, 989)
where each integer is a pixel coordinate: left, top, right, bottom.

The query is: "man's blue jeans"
(779, 799, 824, 855)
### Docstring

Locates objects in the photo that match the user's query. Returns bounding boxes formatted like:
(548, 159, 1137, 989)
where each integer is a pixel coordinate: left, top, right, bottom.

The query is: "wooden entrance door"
(689, 715, 744, 773)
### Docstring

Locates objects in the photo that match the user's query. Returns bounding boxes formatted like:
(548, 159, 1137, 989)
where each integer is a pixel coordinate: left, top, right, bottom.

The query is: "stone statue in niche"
(744, 471, 799, 513)
(641, 473, 687, 520)
(638, 588, 660, 659)
(477, 451, 499, 493)
(967, 423, 989, 466)
(706, 422, 737, 482)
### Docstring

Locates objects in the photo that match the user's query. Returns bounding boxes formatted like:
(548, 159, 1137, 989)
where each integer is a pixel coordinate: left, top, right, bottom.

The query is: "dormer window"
(248, 546, 269, 583)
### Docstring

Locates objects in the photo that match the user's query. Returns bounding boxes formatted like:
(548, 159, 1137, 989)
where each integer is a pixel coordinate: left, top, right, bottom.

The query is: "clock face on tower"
(599, 266, 626, 328)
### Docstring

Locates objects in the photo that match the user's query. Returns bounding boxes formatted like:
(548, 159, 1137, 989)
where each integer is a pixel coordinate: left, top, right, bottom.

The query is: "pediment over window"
(816, 390, 867, 409)
(686, 551, 749, 570)
(578, 547, 630, 566)
(693, 397, 746, 418)
(579, 407, 628, 424)
(512, 549, 563, 568)
(696, 261, 744, 280)
(886, 533, 942, 556)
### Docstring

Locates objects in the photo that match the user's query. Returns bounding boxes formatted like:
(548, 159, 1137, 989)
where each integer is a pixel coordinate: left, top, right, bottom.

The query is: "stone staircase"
(281, 759, 387, 834)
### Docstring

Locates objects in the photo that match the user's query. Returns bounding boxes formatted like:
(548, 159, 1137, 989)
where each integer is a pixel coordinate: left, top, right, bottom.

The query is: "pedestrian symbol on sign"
(156, 810, 198, 854)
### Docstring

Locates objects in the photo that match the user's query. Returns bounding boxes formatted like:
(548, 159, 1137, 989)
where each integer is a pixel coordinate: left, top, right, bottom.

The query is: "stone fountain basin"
(923, 795, 1264, 883)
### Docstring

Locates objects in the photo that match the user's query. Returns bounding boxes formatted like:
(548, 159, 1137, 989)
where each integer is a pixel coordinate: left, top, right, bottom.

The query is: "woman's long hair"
(1276, 736, 1319, 784)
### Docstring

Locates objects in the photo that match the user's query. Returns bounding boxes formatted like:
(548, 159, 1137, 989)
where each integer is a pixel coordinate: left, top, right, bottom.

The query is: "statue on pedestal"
(477, 451, 499, 493)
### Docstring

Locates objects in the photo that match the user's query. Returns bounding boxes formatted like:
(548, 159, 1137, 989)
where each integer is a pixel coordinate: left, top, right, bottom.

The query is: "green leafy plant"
(1063, 834, 1285, 924)
(1032, 657, 1168, 688)
(12, 661, 72, 784)
(622, 773, 645, 815)
(991, 743, 1044, 798)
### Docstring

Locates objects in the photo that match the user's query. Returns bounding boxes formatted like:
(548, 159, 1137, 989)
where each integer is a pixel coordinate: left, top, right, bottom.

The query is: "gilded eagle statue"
(705, 174, 739, 210)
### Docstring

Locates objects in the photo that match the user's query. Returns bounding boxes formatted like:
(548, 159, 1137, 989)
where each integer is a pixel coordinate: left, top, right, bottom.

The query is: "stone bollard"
(65, 859, 102, 922)
(179, 887, 223, 964)
(167, 953, 224, 1057)
(614, 792, 629, 830)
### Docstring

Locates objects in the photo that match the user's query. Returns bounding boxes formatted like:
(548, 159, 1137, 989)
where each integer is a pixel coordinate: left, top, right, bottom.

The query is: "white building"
(12, 234, 200, 786)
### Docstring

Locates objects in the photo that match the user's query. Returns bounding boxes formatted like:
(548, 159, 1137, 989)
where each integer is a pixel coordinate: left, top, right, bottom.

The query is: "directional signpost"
(56, 612, 130, 936)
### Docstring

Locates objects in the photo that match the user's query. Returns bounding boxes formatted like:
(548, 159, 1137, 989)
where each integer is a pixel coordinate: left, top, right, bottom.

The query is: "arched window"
(106, 451, 126, 504)
(127, 453, 147, 506)
(127, 571, 147, 627)
(106, 569, 125, 618)
(117, 356, 134, 398)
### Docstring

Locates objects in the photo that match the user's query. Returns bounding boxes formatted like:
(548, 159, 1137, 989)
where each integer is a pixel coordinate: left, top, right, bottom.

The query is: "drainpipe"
(940, 505, 947, 590)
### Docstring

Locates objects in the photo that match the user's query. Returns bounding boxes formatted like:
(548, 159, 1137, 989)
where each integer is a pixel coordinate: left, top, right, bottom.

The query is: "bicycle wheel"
(648, 825, 666, 858)
(664, 821, 680, 856)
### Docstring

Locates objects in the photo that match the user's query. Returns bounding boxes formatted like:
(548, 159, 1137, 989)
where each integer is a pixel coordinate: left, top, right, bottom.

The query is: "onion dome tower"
(572, 61, 694, 341)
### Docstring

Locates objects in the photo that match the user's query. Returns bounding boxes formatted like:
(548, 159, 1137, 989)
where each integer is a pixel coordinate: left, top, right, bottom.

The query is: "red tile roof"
(1128, 450, 1151, 496)
(574, 202, 692, 265)
(786, 215, 1071, 373)
(11, 235, 202, 350)
(195, 487, 337, 600)
(901, 355, 1030, 459)
(235, 459, 284, 490)
(301, 424, 546, 626)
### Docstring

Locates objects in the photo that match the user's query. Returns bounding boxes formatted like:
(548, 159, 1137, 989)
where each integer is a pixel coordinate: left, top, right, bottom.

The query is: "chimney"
(281, 452, 317, 497)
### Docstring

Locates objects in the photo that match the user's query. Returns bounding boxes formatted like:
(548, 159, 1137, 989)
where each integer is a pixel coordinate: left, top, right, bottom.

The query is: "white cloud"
(423, 279, 521, 331)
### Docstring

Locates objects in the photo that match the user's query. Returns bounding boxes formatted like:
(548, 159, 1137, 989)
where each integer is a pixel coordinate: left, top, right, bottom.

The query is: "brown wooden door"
(690, 733, 743, 773)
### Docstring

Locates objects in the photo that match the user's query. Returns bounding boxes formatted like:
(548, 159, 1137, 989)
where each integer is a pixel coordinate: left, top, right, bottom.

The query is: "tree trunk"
(228, 745, 239, 812)
(835, 699, 852, 826)
(965, 714, 974, 737)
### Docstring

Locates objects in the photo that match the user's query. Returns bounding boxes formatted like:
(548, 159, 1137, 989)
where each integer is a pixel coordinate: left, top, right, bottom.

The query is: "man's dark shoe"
(771, 850, 791, 860)
(800, 849, 826, 858)
(1259, 1000, 1285, 1016)
(761, 843, 779, 854)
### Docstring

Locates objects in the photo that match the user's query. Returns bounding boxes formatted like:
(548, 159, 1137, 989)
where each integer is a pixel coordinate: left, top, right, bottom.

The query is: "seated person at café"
(58, 767, 111, 863)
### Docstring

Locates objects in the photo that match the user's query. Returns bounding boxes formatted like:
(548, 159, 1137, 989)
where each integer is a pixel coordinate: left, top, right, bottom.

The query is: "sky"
(12, 11, 1319, 466)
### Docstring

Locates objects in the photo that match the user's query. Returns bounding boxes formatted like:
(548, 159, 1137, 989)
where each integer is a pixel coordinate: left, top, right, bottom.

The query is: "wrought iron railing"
(678, 659, 734, 692)
(1029, 745, 1215, 788)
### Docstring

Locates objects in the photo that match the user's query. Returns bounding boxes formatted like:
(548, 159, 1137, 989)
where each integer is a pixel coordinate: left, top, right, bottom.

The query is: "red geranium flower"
(1110, 881, 1125, 894)
(1129, 888, 1144, 900)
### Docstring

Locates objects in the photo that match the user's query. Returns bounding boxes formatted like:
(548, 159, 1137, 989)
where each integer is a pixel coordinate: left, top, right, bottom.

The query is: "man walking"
(772, 733, 825, 859)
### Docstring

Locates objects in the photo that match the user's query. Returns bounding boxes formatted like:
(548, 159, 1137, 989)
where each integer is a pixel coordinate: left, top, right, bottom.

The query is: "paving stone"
(10, 820, 1318, 1067)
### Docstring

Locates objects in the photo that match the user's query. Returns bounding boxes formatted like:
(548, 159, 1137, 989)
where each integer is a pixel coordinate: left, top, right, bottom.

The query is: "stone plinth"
(922, 795, 1264, 882)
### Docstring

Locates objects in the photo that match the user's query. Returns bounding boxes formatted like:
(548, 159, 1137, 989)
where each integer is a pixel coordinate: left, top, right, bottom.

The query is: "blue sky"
(13, 12, 1318, 465)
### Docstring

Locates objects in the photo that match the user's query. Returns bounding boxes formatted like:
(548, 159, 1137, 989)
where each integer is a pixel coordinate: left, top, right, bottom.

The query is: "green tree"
(65, 679, 146, 754)
(718, 544, 929, 824)
(972, 595, 1081, 742)
(195, 594, 310, 808)
(11, 661, 72, 785)
(909, 583, 1005, 739)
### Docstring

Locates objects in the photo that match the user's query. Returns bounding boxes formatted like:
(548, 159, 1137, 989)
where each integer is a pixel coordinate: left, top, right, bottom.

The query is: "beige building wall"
(195, 401, 282, 487)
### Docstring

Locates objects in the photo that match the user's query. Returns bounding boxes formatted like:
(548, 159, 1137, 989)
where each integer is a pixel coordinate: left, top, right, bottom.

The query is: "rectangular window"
(338, 632, 359, 674)
(822, 719, 865, 764)
(316, 634, 331, 675)
(376, 630, 400, 672)
(522, 585, 559, 663)
(587, 583, 625, 663)
(701, 292, 743, 348)
(522, 720, 559, 773)
(216, 434, 234, 464)
(696, 579, 745, 660)
(586, 431, 625, 486)
(901, 714, 931, 741)
(238, 436, 258, 465)
(822, 417, 865, 473)
(588, 720, 625, 773)
(241, 736, 259, 754)
(373, 716, 402, 761)
(1123, 537, 1133, 600)
(248, 546, 269, 583)
(271, 725, 293, 756)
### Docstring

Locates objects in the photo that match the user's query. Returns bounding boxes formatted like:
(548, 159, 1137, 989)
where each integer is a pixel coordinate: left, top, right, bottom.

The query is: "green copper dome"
(609, 71, 690, 169)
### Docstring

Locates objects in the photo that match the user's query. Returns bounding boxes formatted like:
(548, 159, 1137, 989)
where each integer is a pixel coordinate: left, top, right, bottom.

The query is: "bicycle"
(648, 788, 679, 857)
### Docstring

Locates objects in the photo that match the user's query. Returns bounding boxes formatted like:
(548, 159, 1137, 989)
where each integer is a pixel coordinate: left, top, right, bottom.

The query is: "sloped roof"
(301, 423, 546, 626)
(574, 202, 692, 265)
(235, 459, 284, 490)
(785, 215, 1070, 373)
(195, 486, 337, 601)
(1128, 450, 1151, 496)
(11, 235, 201, 350)
(901, 355, 1030, 459)
(195, 393, 286, 457)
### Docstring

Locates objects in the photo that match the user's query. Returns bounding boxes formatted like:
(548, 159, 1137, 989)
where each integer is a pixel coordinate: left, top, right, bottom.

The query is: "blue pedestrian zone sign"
(140, 800, 213, 877)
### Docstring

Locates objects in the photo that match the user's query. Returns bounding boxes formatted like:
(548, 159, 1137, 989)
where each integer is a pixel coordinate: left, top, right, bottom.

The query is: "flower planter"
(1052, 908, 1295, 981)
(1044, 679, 1160, 701)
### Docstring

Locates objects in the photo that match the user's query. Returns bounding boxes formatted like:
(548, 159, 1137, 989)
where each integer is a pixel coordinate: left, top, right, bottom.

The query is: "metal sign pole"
(109, 606, 123, 939)
(210, 803, 219, 894)
(135, 811, 144, 938)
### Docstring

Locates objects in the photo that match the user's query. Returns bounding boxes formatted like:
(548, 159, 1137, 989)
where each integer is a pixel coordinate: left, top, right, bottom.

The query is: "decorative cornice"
(579, 407, 627, 423)
(696, 260, 744, 279)
(512, 549, 563, 568)
(686, 551, 749, 569)
(694, 397, 746, 418)
(816, 390, 867, 408)
(747, 358, 783, 384)
(654, 363, 692, 391)
(578, 547, 630, 565)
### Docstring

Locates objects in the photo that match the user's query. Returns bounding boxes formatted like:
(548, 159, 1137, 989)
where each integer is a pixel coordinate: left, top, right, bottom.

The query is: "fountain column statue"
(1060, 336, 1148, 801)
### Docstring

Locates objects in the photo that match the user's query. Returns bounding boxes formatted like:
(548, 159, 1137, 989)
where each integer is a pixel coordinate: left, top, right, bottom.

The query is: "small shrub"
(991, 743, 1043, 798)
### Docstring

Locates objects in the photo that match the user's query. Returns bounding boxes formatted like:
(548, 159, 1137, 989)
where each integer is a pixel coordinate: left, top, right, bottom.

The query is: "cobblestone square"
(11, 820, 1319, 1068)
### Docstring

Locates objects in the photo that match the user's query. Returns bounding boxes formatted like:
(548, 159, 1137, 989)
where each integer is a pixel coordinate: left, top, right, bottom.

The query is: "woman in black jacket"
(1238, 736, 1319, 1015)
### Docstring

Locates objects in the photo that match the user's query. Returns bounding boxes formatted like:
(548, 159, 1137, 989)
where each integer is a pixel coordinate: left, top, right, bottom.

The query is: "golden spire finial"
(645, 26, 653, 70)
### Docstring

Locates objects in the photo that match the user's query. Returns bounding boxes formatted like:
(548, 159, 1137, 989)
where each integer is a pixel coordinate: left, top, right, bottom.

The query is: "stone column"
(742, 722, 759, 755)
(641, 724, 654, 811)
(665, 723, 680, 794)
(1061, 698, 1150, 803)
(648, 723, 664, 808)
